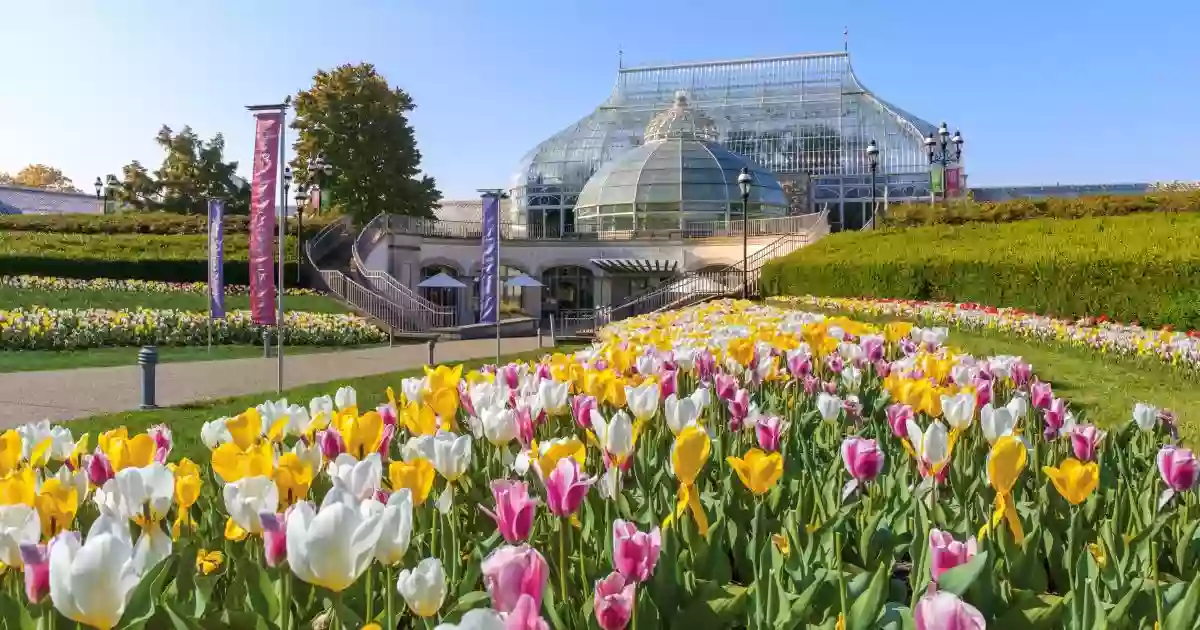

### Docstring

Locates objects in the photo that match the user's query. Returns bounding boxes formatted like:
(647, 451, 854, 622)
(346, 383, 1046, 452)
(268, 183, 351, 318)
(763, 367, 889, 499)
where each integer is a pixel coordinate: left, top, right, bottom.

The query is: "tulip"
(309, 395, 335, 423)
(940, 393, 975, 431)
(816, 393, 842, 422)
(0, 466, 36, 507)
(19, 542, 49, 603)
(98, 428, 156, 472)
(537, 379, 570, 417)
(786, 351, 812, 379)
(287, 488, 384, 592)
(433, 608, 504, 630)
(986, 435, 1028, 542)
(0, 505, 39, 568)
(979, 403, 1016, 444)
(1133, 402, 1159, 431)
(1011, 361, 1033, 389)
(663, 393, 701, 435)
(826, 354, 845, 374)
(667, 426, 711, 534)
(905, 419, 950, 480)
(592, 410, 635, 462)
(713, 372, 738, 402)
(972, 379, 992, 410)
(200, 417, 233, 450)
(35, 477, 79, 540)
(388, 458, 436, 506)
(1043, 397, 1068, 440)
(1158, 446, 1200, 500)
(914, 589, 986, 630)
(397, 556, 448, 618)
(840, 437, 884, 498)
(727, 448, 784, 496)
(886, 404, 914, 438)
(423, 432, 473, 483)
(334, 386, 357, 413)
(223, 475, 279, 536)
(1068, 424, 1106, 462)
(755, 416, 786, 452)
(571, 395, 597, 429)
(317, 428, 347, 460)
(929, 529, 977, 581)
(515, 402, 538, 447)
(594, 572, 636, 630)
(84, 450, 116, 487)
(841, 365, 862, 392)
(481, 406, 520, 446)
(613, 519, 661, 583)
(1029, 380, 1052, 410)
(480, 480, 537, 544)
(327, 453, 383, 501)
(543, 458, 593, 518)
(1043, 458, 1099, 505)
(259, 512, 288, 568)
(659, 369, 678, 399)
(274, 452, 314, 508)
(481, 544, 549, 614)
(726, 389, 750, 430)
(860, 335, 885, 363)
(625, 382, 660, 423)
(49, 515, 141, 629)
(371, 488, 413, 566)
(18, 421, 75, 465)
(147, 424, 172, 463)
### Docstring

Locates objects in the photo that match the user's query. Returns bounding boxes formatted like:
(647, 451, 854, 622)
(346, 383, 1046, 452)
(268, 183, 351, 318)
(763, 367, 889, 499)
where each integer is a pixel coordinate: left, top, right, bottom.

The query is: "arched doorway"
(540, 265, 595, 315)
(419, 265, 461, 310)
(472, 264, 527, 319)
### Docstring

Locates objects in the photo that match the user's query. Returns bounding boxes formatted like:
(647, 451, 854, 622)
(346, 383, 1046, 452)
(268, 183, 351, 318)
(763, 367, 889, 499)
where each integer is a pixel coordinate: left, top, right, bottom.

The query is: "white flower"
(481, 407, 519, 446)
(327, 453, 383, 501)
(469, 381, 507, 415)
(941, 392, 976, 431)
(663, 393, 701, 435)
(434, 608, 505, 630)
(838, 342, 864, 363)
(987, 355, 1021, 379)
(906, 419, 950, 472)
(290, 440, 324, 477)
(1006, 395, 1028, 422)
(17, 420, 74, 462)
(920, 328, 949, 346)
(816, 393, 842, 421)
(50, 514, 141, 628)
(402, 377, 426, 406)
(1133, 402, 1159, 431)
(0, 505, 39, 568)
(335, 386, 357, 412)
(397, 557, 448, 618)
(591, 410, 635, 459)
(950, 364, 975, 387)
(200, 417, 233, 450)
(412, 432, 472, 483)
(222, 475, 279, 535)
(841, 365, 863, 393)
(369, 488, 413, 566)
(287, 489, 384, 592)
(624, 382, 660, 423)
(980, 404, 1017, 444)
(95, 463, 175, 523)
(55, 465, 89, 501)
(690, 387, 711, 412)
(673, 347, 699, 371)
(309, 395, 335, 424)
(537, 379, 570, 416)
(258, 399, 311, 440)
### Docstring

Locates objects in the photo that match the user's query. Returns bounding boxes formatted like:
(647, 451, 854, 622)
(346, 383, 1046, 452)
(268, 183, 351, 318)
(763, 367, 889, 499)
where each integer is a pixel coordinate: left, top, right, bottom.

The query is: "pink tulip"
(914, 588, 986, 630)
(612, 519, 661, 583)
(19, 543, 49, 603)
(148, 424, 172, 463)
(861, 336, 885, 363)
(1011, 361, 1032, 388)
(841, 437, 884, 483)
(972, 379, 992, 409)
(543, 458, 594, 517)
(787, 353, 812, 379)
(929, 529, 977, 581)
(498, 364, 520, 389)
(317, 428, 346, 460)
(458, 381, 475, 417)
(481, 545, 549, 614)
(536, 363, 552, 381)
(886, 404, 914, 439)
(756, 416, 785, 452)
(826, 354, 845, 374)
(1158, 446, 1200, 492)
(1030, 381, 1053, 410)
(726, 389, 750, 431)
(900, 338, 918, 355)
(696, 350, 716, 382)
(714, 373, 739, 402)
(822, 380, 838, 395)
(85, 449, 115, 487)
(659, 369, 677, 400)
(1043, 397, 1067, 440)
(1068, 424, 1105, 462)
(377, 424, 395, 459)
(802, 375, 818, 395)
(594, 572, 636, 630)
(515, 404, 537, 447)
(377, 403, 398, 428)
(843, 397, 863, 420)
(506, 593, 550, 630)
(572, 395, 597, 430)
(873, 360, 891, 379)
(480, 480, 538, 544)
(259, 511, 288, 568)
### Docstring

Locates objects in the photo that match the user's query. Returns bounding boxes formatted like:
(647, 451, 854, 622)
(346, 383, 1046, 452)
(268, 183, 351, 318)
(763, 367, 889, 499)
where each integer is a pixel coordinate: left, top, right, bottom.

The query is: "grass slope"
(0, 344, 386, 374)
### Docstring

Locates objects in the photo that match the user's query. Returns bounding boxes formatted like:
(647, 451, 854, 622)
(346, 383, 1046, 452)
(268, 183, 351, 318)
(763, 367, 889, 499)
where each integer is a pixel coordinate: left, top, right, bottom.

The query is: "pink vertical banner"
(250, 112, 282, 325)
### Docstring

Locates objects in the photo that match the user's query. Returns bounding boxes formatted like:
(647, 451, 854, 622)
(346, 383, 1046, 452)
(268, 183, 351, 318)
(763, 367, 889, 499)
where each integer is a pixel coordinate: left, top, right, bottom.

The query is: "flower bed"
(1, 299, 1193, 628)
(0, 274, 320, 297)
(0, 307, 386, 349)
(774, 295, 1200, 375)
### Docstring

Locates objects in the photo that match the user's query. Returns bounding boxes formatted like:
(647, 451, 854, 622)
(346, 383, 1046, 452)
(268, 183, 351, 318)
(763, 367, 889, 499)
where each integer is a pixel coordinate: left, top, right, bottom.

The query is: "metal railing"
(385, 212, 826, 242)
(352, 213, 457, 330)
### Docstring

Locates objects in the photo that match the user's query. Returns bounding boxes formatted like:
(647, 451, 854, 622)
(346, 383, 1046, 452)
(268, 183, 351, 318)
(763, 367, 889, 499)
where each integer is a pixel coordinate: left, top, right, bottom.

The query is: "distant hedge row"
(882, 190, 1200, 228)
(0, 211, 335, 235)
(0, 231, 300, 284)
(761, 213, 1200, 330)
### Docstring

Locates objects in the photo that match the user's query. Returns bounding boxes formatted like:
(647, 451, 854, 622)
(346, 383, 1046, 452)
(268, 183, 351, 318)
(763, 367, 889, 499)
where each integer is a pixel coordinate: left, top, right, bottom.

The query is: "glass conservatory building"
(511, 51, 948, 231)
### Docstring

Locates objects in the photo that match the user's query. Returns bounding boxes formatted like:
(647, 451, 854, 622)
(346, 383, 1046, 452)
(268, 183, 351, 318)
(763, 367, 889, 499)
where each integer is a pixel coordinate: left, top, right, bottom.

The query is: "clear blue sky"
(1, 0, 1196, 199)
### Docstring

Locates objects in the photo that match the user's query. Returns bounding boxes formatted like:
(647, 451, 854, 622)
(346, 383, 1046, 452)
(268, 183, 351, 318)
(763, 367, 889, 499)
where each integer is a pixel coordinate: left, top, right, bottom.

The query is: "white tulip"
(258, 399, 311, 439)
(921, 328, 949, 346)
(624, 382, 660, 423)
(481, 407, 519, 446)
(941, 393, 976, 431)
(132, 522, 173, 579)
(591, 410, 635, 459)
(1133, 402, 1159, 432)
(663, 393, 701, 435)
(1006, 395, 1028, 422)
(50, 514, 141, 629)
(537, 379, 570, 416)
(402, 435, 433, 463)
(309, 395, 335, 424)
(634, 354, 659, 377)
(369, 488, 413, 566)
(469, 382, 507, 416)
(335, 386, 357, 412)
(222, 475, 279, 535)
(413, 432, 472, 483)
(690, 387, 711, 413)
(838, 342, 864, 363)
(55, 466, 90, 502)
(397, 557, 448, 618)
(816, 393, 842, 422)
(980, 404, 1017, 444)
(200, 417, 233, 450)
(987, 355, 1020, 379)
(95, 463, 175, 524)
(290, 440, 324, 478)
(287, 489, 384, 592)
(17, 420, 74, 462)
(906, 419, 950, 471)
(327, 453, 383, 501)
(0, 505, 39, 568)
(402, 377, 426, 405)
(434, 608, 505, 630)
(841, 365, 863, 393)
(950, 364, 975, 387)
(673, 347, 699, 371)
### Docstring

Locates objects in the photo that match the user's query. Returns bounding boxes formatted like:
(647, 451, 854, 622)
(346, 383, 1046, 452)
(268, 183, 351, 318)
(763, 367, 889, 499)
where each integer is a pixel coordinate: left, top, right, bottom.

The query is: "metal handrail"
(385, 212, 825, 242)
(353, 213, 446, 315)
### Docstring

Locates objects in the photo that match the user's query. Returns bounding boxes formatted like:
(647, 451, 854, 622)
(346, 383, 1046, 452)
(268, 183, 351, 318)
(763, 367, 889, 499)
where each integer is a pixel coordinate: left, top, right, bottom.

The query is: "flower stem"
(365, 567, 374, 623)
(450, 502, 460, 587)
(559, 518, 569, 606)
(834, 531, 848, 625)
(1151, 523, 1164, 625)
(577, 523, 588, 594)
(281, 570, 292, 630)
(332, 590, 343, 630)
(386, 566, 396, 630)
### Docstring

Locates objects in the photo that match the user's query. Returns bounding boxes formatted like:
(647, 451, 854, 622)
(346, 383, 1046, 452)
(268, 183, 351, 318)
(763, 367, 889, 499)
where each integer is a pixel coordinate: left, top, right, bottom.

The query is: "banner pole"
(495, 197, 501, 368)
(207, 204, 213, 354)
(276, 101, 288, 394)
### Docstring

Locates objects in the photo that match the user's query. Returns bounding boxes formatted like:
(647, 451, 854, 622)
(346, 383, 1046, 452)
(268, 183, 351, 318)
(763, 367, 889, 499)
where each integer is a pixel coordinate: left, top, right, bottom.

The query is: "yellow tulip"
(211, 441, 275, 483)
(196, 549, 225, 575)
(980, 435, 1028, 543)
(0, 466, 37, 507)
(67, 433, 90, 471)
(275, 452, 314, 507)
(338, 410, 385, 460)
(389, 458, 436, 506)
(98, 428, 156, 472)
(224, 409, 263, 451)
(727, 448, 784, 496)
(224, 518, 249, 542)
(402, 402, 441, 437)
(1043, 458, 1099, 505)
(424, 364, 463, 393)
(665, 426, 711, 535)
(534, 438, 586, 476)
(425, 388, 459, 423)
(172, 458, 202, 510)
(608, 347, 636, 375)
(727, 338, 756, 367)
(0, 431, 21, 476)
(885, 321, 914, 345)
(772, 533, 791, 557)
(35, 477, 78, 539)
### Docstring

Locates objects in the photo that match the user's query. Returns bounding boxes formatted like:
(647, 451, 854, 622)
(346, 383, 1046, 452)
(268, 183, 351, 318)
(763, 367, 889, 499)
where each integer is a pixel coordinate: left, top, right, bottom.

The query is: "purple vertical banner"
(479, 194, 499, 324)
(250, 112, 281, 325)
(208, 199, 225, 318)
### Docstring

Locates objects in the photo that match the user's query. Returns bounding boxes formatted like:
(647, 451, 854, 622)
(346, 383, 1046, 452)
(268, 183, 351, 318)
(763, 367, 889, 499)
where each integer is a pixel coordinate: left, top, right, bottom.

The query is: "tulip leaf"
(992, 591, 1065, 629)
(541, 584, 569, 630)
(452, 591, 490, 613)
(119, 556, 176, 627)
(239, 557, 280, 622)
(161, 601, 206, 630)
(1164, 573, 1200, 630)
(878, 602, 916, 630)
(0, 592, 35, 630)
(935, 550, 989, 596)
(847, 563, 889, 630)
(672, 583, 748, 629)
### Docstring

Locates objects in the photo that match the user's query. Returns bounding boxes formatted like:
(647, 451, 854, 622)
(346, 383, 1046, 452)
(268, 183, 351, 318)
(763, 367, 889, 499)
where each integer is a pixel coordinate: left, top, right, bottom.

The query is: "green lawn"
(0, 287, 350, 313)
(0, 343, 387, 374)
(69, 347, 574, 462)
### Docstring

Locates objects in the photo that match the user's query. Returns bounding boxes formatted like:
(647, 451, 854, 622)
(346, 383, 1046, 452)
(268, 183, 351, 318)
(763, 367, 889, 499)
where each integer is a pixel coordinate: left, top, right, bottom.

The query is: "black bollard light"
(427, 339, 437, 366)
(138, 346, 159, 409)
(263, 328, 271, 358)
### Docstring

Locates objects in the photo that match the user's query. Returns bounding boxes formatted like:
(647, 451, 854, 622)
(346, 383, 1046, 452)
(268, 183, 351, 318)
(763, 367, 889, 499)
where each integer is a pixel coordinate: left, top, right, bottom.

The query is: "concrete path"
(0, 338, 545, 428)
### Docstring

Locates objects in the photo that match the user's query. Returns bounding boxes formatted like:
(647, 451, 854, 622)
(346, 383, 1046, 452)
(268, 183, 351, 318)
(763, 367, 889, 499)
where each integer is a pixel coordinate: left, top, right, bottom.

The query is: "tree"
(0, 164, 80, 192)
(291, 63, 441, 221)
(114, 126, 248, 214)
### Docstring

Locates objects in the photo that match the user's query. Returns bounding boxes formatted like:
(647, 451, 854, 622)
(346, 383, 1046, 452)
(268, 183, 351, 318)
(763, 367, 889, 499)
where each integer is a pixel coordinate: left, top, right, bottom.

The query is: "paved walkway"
(0, 338, 545, 428)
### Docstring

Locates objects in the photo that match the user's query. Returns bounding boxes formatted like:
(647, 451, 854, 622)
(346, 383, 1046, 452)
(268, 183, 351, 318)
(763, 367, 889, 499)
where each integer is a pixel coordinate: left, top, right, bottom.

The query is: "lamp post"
(302, 154, 333, 282)
(95, 175, 119, 214)
(737, 167, 752, 300)
(866, 140, 879, 229)
(294, 183, 308, 283)
(923, 122, 964, 204)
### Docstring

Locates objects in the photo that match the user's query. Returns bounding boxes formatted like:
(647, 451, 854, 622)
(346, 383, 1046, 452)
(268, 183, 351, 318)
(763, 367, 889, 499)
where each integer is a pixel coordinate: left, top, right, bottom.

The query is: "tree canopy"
(114, 126, 249, 214)
(291, 63, 441, 221)
(0, 164, 80, 192)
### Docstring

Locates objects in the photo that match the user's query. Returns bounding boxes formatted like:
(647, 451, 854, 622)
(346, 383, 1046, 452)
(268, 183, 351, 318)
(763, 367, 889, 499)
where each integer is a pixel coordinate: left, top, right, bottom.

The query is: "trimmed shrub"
(882, 190, 1200, 228)
(760, 213, 1200, 330)
(0, 211, 334, 235)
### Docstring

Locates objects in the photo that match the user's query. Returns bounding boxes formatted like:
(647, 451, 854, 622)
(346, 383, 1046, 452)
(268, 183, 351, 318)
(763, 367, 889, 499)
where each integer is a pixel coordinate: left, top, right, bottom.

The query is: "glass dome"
(573, 93, 789, 231)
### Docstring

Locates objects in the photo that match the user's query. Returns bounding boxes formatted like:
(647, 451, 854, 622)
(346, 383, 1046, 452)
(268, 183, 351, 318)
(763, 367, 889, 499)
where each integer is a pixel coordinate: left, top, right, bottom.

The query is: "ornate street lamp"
(737, 167, 753, 300)
(866, 140, 879, 229)
(924, 122, 964, 203)
(95, 175, 119, 214)
(294, 183, 308, 283)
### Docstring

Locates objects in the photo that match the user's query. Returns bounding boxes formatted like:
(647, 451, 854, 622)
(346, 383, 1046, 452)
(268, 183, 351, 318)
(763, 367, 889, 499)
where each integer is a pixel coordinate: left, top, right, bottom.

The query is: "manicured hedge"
(882, 190, 1200, 228)
(0, 231, 300, 283)
(0, 211, 335, 235)
(760, 213, 1200, 329)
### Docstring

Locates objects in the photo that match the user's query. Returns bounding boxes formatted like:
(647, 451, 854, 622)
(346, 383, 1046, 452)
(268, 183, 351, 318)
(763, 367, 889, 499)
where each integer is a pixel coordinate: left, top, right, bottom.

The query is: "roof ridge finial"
(844, 26, 849, 52)
(618, 47, 624, 70)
